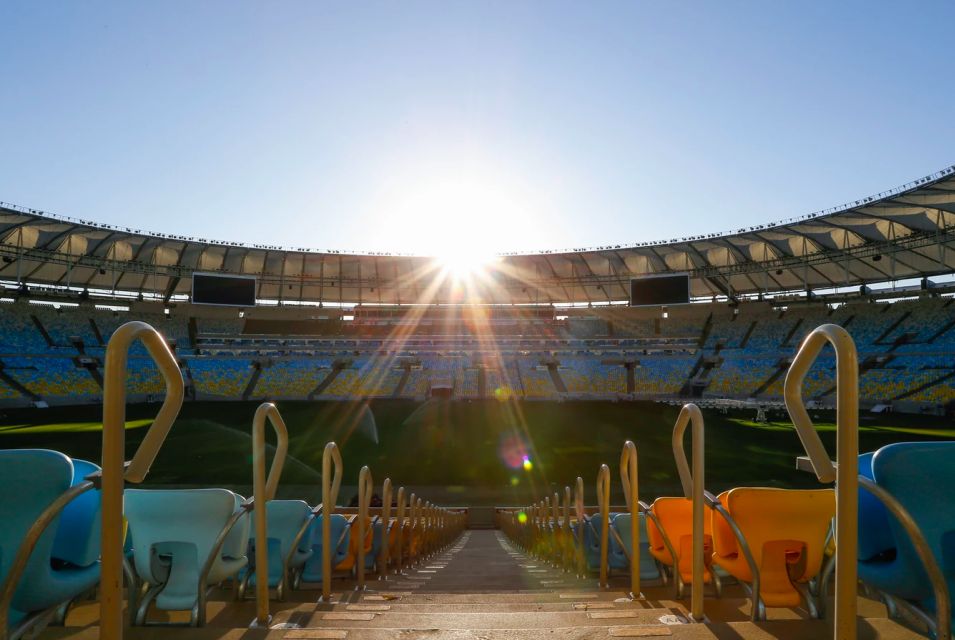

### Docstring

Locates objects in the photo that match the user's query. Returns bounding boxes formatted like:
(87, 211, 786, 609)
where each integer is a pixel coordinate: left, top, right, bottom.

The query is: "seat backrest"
(52, 459, 102, 568)
(263, 500, 311, 560)
(722, 487, 834, 581)
(648, 497, 711, 552)
(221, 493, 250, 559)
(872, 442, 955, 606)
(0, 449, 73, 604)
(309, 514, 351, 560)
(858, 452, 895, 561)
(125, 488, 241, 584)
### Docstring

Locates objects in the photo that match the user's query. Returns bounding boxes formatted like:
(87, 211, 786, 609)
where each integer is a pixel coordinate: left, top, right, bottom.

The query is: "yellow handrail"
(380, 478, 392, 578)
(356, 466, 373, 590)
(395, 487, 406, 574)
(320, 442, 343, 601)
(250, 402, 289, 628)
(620, 440, 640, 599)
(408, 493, 417, 566)
(596, 463, 611, 589)
(574, 476, 585, 577)
(784, 323, 858, 639)
(671, 403, 705, 622)
(101, 321, 184, 640)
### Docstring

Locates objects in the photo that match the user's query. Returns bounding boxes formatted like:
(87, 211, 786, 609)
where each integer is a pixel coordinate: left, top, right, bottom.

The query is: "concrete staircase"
(45, 530, 923, 639)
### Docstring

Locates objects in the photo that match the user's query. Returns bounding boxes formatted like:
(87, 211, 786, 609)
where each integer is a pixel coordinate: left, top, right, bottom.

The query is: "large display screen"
(629, 274, 690, 306)
(192, 273, 257, 307)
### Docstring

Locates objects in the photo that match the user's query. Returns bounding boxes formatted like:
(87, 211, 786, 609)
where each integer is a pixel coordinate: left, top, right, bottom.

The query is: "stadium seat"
(711, 488, 834, 609)
(646, 497, 715, 586)
(857, 442, 955, 617)
(0, 450, 101, 637)
(610, 512, 662, 581)
(124, 488, 251, 623)
(239, 499, 313, 600)
(299, 514, 352, 583)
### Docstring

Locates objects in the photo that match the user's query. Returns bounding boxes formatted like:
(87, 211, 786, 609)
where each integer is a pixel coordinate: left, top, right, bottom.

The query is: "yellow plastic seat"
(646, 497, 714, 584)
(711, 488, 834, 608)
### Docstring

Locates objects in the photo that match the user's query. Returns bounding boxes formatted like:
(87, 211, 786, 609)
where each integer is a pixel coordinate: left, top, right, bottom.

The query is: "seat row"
(500, 421, 955, 638)
(0, 444, 464, 638)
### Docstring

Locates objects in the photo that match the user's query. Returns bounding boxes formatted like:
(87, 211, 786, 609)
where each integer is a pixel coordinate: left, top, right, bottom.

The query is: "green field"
(0, 400, 951, 505)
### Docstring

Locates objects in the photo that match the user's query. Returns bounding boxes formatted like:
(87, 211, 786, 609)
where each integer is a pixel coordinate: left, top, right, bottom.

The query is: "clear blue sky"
(1, 1, 953, 256)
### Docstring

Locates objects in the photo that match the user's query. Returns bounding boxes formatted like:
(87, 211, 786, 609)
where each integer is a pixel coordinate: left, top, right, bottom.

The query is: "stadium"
(6, 2, 955, 638)
(1, 162, 954, 640)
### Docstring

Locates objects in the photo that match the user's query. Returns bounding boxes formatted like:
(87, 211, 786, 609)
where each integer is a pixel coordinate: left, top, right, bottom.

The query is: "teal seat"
(858, 442, 955, 616)
(0, 450, 101, 635)
(300, 514, 351, 582)
(611, 513, 661, 580)
(366, 519, 384, 571)
(125, 488, 250, 620)
(242, 500, 312, 595)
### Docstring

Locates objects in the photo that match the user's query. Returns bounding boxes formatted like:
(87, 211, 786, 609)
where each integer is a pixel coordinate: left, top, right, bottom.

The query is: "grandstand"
(3, 165, 955, 640)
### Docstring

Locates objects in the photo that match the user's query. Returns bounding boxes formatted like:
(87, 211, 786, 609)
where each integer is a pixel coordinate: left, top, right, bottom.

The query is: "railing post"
(620, 441, 640, 599)
(380, 478, 392, 579)
(597, 464, 611, 589)
(250, 402, 289, 629)
(574, 476, 585, 577)
(395, 487, 406, 574)
(356, 466, 372, 590)
(320, 442, 343, 602)
(672, 403, 705, 622)
(784, 324, 858, 639)
(101, 322, 184, 640)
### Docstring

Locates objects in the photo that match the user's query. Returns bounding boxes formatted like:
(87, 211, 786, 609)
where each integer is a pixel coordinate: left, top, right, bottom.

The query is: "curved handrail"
(574, 476, 585, 576)
(250, 402, 290, 627)
(395, 487, 406, 574)
(356, 466, 373, 590)
(101, 321, 185, 640)
(703, 491, 763, 621)
(671, 403, 705, 622)
(320, 442, 343, 601)
(380, 478, 393, 578)
(783, 323, 858, 639)
(197, 500, 253, 626)
(596, 464, 611, 589)
(858, 477, 950, 639)
(620, 441, 640, 599)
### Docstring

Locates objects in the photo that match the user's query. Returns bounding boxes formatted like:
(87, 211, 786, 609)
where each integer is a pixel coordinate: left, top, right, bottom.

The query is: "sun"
(437, 249, 496, 281)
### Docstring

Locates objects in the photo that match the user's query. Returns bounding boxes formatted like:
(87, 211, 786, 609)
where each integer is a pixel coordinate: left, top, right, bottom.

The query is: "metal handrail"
(784, 323, 858, 639)
(671, 403, 705, 622)
(320, 442, 343, 602)
(0, 481, 96, 638)
(100, 321, 185, 640)
(703, 491, 763, 621)
(249, 402, 289, 628)
(619, 441, 640, 599)
(196, 500, 253, 626)
(395, 487, 406, 574)
(379, 478, 392, 578)
(639, 499, 680, 592)
(574, 476, 585, 577)
(596, 464, 611, 589)
(858, 476, 950, 639)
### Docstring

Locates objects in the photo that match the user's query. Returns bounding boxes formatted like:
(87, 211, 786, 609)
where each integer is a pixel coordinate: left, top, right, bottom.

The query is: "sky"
(1, 1, 953, 258)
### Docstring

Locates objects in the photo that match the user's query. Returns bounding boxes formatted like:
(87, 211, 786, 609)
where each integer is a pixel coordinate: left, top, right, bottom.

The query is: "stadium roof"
(2, 165, 954, 306)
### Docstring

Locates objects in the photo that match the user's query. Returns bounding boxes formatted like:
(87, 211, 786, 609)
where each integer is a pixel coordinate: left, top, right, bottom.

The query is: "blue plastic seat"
(366, 518, 384, 571)
(0, 450, 101, 633)
(243, 500, 312, 593)
(857, 442, 955, 614)
(125, 488, 250, 618)
(611, 513, 661, 580)
(300, 514, 351, 582)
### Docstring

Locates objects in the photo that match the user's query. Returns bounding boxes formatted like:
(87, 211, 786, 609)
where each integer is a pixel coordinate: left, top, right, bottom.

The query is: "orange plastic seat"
(646, 497, 714, 584)
(711, 488, 834, 608)
(335, 515, 373, 572)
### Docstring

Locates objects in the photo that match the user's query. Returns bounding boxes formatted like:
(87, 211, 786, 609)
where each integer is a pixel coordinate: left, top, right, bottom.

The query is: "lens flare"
(522, 456, 533, 471)
(517, 511, 528, 524)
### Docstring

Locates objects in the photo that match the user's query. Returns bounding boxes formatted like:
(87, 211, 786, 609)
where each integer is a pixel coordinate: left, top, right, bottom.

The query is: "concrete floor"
(41, 530, 926, 640)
